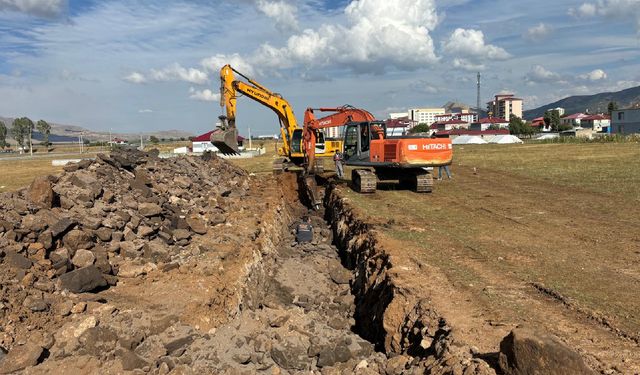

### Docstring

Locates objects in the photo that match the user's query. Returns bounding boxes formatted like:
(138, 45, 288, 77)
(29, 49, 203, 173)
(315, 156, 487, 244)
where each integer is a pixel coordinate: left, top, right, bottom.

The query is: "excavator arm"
(303, 105, 376, 174)
(214, 64, 299, 156)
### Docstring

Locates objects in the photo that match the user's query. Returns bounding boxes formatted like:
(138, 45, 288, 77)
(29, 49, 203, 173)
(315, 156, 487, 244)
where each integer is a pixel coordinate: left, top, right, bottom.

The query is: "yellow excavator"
(213, 64, 341, 171)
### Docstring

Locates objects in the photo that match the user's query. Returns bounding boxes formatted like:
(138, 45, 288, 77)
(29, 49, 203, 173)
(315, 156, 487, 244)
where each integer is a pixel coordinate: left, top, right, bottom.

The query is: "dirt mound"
(0, 149, 257, 370)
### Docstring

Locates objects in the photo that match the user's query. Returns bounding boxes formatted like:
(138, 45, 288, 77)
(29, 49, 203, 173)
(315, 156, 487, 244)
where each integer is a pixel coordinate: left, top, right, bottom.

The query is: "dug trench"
(0, 149, 596, 374)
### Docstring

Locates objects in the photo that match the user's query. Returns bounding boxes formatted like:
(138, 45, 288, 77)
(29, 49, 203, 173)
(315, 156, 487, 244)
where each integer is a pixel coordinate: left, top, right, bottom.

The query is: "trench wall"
(323, 183, 447, 356)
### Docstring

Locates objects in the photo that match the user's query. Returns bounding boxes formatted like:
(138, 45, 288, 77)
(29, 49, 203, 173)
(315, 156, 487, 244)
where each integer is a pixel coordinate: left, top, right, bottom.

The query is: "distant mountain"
(523, 86, 640, 119)
(442, 101, 487, 117)
(0, 116, 193, 143)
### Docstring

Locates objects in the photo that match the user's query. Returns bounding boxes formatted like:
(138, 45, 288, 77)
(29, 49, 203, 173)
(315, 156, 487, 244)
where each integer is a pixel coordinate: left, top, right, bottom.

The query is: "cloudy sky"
(1, 0, 639, 135)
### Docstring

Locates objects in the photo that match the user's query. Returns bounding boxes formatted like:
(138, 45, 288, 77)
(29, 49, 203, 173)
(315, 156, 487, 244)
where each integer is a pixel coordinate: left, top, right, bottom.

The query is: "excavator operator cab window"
(291, 129, 303, 153)
(360, 124, 370, 152)
(315, 130, 326, 153)
(343, 124, 358, 160)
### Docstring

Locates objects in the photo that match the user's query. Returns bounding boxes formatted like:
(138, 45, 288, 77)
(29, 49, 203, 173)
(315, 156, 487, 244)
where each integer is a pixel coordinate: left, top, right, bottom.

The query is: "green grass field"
(453, 142, 640, 200)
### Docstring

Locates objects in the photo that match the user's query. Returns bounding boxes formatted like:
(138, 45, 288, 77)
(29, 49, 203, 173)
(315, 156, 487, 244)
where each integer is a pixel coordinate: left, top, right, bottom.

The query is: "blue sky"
(1, 0, 639, 136)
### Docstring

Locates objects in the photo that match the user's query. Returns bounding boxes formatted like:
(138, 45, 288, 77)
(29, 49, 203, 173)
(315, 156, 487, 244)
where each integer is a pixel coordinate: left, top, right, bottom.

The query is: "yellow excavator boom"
(215, 64, 299, 157)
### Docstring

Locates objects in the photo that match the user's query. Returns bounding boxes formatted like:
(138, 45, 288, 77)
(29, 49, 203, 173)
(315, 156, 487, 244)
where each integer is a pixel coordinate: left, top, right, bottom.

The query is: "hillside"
(524, 85, 640, 119)
(0, 116, 193, 143)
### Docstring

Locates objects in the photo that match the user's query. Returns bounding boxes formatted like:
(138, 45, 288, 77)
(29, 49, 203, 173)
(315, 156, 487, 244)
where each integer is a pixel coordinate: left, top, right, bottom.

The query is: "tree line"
(0, 117, 51, 153)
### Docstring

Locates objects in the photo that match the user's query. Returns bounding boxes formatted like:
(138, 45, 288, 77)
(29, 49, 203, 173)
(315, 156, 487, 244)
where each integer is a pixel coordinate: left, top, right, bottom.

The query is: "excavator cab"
(343, 121, 385, 163)
(211, 115, 240, 155)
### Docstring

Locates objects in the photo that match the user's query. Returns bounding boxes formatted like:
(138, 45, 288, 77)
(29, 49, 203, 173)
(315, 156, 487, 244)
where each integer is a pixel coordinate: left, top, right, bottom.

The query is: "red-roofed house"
(109, 137, 127, 145)
(385, 117, 417, 136)
(470, 117, 509, 131)
(530, 117, 551, 132)
(581, 114, 611, 133)
(430, 119, 470, 131)
(435, 129, 510, 140)
(561, 113, 588, 128)
(192, 130, 245, 153)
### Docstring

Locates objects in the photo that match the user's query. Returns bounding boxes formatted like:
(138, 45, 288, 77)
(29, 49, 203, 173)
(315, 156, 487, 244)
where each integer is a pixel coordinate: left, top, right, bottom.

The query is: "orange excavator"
(302, 105, 453, 205)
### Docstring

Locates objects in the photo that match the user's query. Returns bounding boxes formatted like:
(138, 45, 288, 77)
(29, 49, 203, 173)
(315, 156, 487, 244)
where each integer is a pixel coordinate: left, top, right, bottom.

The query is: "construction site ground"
(0, 142, 638, 374)
(329, 142, 640, 374)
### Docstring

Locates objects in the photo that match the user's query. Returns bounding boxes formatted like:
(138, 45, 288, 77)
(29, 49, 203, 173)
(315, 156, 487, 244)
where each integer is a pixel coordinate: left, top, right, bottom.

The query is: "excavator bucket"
(211, 127, 239, 155)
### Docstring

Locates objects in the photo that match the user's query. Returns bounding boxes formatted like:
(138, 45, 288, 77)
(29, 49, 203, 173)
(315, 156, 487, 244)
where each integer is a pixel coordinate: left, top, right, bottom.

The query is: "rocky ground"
(0, 149, 598, 374)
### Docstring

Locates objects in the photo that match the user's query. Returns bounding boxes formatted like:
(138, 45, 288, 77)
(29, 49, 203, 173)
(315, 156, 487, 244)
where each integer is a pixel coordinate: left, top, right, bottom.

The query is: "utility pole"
(139, 134, 143, 150)
(29, 123, 33, 157)
(109, 129, 112, 150)
(476, 72, 481, 116)
(248, 127, 252, 150)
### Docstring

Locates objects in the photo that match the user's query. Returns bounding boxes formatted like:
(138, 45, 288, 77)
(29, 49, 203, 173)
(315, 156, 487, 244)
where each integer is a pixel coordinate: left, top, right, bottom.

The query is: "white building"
(389, 112, 408, 119)
(324, 127, 343, 139)
(434, 112, 478, 124)
(552, 107, 565, 117)
(408, 107, 445, 125)
(561, 113, 588, 128)
(581, 115, 611, 133)
(611, 108, 640, 134)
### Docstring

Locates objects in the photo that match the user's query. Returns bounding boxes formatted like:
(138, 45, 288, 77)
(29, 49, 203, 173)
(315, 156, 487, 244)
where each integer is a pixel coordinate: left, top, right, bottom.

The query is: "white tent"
(452, 135, 488, 145)
(487, 134, 523, 144)
(535, 133, 559, 140)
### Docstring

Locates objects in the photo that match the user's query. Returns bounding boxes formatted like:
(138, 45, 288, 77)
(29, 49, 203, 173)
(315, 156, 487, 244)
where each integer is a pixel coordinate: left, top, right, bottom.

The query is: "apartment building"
(408, 107, 445, 125)
(486, 94, 523, 121)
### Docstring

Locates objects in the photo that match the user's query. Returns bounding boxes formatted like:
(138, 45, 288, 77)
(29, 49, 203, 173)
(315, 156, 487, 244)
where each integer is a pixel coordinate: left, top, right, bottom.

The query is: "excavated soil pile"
(0, 149, 293, 373)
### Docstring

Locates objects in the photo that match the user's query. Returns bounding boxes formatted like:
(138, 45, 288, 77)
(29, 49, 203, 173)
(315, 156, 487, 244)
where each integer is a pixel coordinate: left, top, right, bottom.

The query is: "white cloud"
(579, 69, 607, 81)
(189, 87, 220, 102)
(442, 28, 510, 60)
(150, 63, 208, 85)
(525, 66, 607, 85)
(441, 28, 510, 71)
(0, 0, 65, 17)
(123, 72, 147, 84)
(255, 0, 298, 32)
(409, 80, 444, 94)
(569, 3, 597, 17)
(524, 23, 552, 41)
(201, 53, 255, 76)
(252, 0, 440, 73)
(570, 1, 640, 31)
(138, 109, 153, 113)
(525, 65, 561, 83)
(452, 58, 484, 72)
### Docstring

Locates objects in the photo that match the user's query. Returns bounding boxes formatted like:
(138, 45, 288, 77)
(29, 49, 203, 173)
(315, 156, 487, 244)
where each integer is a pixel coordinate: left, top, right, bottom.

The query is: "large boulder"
(50, 217, 76, 238)
(71, 249, 96, 268)
(4, 251, 33, 269)
(499, 328, 595, 375)
(270, 336, 309, 371)
(139, 203, 162, 217)
(28, 176, 55, 209)
(186, 215, 207, 235)
(63, 229, 93, 251)
(0, 343, 44, 374)
(57, 265, 107, 293)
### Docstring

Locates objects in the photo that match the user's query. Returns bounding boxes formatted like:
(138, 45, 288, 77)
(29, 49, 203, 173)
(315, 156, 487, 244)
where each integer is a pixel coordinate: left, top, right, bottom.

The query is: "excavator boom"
(215, 64, 298, 156)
